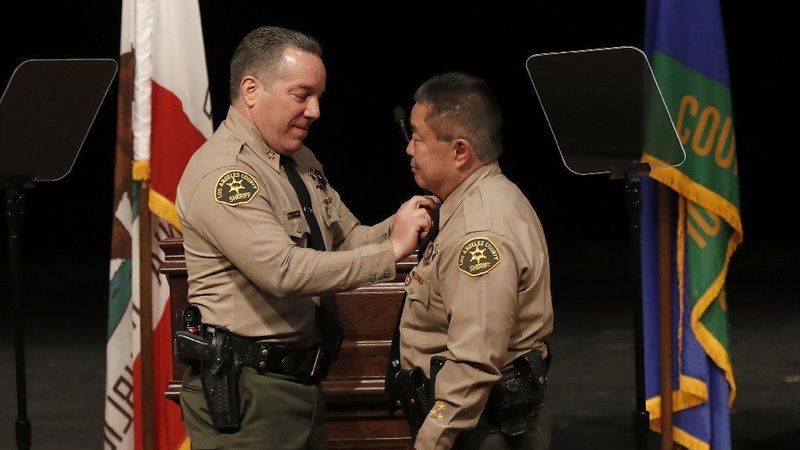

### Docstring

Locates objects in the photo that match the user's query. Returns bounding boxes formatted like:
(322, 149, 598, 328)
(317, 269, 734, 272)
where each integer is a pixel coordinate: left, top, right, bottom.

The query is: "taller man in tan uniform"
(177, 27, 434, 449)
(396, 73, 554, 449)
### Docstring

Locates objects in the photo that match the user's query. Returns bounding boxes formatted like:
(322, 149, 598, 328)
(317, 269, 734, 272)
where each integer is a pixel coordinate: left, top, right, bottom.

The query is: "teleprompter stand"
(1, 59, 117, 450)
(526, 47, 686, 450)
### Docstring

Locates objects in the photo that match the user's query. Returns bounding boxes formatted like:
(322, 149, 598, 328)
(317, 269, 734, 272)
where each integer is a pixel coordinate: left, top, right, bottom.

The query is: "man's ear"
(240, 76, 260, 107)
(453, 138, 474, 169)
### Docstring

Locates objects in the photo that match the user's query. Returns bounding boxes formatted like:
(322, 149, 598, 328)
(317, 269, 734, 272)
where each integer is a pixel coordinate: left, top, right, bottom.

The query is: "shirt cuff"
(415, 420, 456, 450)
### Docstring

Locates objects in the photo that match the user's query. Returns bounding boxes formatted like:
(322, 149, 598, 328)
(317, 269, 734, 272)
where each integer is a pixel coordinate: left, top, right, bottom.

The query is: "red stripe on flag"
(152, 298, 186, 450)
(150, 80, 207, 203)
(133, 297, 186, 450)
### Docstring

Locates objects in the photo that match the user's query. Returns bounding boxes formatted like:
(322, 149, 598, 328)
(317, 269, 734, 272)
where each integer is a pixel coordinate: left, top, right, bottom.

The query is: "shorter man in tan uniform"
(176, 27, 434, 449)
(391, 73, 554, 449)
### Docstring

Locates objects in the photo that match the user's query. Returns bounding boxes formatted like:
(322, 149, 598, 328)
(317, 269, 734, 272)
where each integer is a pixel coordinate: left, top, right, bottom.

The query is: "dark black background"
(0, 2, 795, 340)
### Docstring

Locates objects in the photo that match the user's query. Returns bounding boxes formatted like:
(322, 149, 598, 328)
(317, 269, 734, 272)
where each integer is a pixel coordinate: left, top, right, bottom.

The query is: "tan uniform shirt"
(176, 108, 395, 346)
(399, 162, 554, 449)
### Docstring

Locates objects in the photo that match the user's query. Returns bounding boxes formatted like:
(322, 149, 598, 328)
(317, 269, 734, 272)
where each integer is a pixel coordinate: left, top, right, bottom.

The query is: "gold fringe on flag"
(148, 188, 181, 231)
(133, 159, 151, 181)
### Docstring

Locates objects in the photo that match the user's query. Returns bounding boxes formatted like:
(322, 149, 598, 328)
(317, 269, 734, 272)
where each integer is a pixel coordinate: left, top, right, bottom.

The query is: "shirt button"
(384, 270, 391, 279)
(408, 288, 415, 294)
(369, 275, 377, 283)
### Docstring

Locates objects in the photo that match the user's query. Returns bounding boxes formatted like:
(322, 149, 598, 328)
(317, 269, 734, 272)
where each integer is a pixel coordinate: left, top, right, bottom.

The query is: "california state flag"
(105, 0, 212, 449)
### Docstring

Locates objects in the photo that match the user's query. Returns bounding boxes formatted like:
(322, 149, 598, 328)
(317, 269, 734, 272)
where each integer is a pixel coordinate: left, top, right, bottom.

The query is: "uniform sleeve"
(329, 186, 393, 251)
(183, 167, 396, 298)
(415, 232, 522, 450)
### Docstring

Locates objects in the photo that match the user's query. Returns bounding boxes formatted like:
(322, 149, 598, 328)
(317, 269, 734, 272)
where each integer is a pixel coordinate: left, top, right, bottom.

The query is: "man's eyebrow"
(292, 84, 323, 93)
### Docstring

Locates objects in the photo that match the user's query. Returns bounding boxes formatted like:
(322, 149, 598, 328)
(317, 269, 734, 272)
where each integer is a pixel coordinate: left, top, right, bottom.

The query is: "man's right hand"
(389, 195, 438, 261)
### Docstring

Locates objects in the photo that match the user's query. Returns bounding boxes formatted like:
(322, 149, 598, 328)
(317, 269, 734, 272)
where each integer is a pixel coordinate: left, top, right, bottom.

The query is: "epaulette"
(462, 188, 490, 234)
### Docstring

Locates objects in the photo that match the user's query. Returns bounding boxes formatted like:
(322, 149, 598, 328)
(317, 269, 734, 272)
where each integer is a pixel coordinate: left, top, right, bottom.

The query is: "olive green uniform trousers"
(453, 409, 550, 450)
(180, 367, 327, 449)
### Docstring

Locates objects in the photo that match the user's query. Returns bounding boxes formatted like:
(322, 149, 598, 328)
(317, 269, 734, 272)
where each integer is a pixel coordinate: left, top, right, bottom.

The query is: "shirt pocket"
(404, 272, 430, 308)
(281, 207, 311, 245)
(401, 269, 438, 345)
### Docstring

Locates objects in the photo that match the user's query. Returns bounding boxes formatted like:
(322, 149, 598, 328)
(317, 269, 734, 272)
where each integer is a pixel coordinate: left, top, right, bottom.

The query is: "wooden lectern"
(160, 237, 414, 449)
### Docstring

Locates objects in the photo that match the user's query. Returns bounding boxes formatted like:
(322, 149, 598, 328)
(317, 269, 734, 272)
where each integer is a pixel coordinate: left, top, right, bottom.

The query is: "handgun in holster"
(174, 305, 204, 370)
(173, 307, 242, 432)
(484, 349, 549, 437)
(386, 363, 434, 437)
(427, 350, 549, 439)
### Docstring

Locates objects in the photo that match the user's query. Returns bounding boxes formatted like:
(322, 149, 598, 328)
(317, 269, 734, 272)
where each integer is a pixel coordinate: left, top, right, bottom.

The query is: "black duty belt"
(207, 328, 327, 383)
(174, 325, 331, 431)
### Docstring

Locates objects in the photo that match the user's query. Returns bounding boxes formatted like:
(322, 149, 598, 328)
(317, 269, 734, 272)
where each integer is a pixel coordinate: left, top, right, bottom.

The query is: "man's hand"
(389, 195, 439, 261)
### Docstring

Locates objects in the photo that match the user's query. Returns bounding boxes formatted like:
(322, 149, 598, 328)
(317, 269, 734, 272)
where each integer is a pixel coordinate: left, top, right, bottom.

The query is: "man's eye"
(293, 93, 308, 101)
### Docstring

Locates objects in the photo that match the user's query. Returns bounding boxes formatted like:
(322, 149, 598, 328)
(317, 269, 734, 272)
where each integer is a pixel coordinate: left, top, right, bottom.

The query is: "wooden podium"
(160, 238, 414, 449)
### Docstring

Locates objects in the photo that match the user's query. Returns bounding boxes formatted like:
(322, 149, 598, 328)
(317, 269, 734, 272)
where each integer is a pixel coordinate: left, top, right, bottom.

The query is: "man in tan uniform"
(395, 73, 554, 449)
(176, 27, 434, 449)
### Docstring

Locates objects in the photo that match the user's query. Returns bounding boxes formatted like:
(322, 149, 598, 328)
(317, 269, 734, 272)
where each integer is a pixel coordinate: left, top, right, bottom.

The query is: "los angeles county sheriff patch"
(215, 170, 259, 206)
(458, 237, 501, 276)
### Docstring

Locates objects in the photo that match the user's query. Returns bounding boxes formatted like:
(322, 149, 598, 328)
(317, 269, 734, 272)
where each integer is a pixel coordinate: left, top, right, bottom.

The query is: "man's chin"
(282, 140, 304, 153)
(413, 174, 427, 190)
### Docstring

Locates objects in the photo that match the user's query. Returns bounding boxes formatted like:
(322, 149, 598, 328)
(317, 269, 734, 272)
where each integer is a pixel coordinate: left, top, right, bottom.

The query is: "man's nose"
(405, 139, 414, 156)
(304, 97, 321, 120)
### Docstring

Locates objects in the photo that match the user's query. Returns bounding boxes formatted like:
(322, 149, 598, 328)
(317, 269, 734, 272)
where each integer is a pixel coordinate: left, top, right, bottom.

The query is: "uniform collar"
(224, 107, 283, 173)
(438, 161, 501, 231)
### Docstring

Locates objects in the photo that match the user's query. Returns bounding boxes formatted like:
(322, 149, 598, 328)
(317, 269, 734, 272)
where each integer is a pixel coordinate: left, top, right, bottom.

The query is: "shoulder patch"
(214, 170, 259, 206)
(457, 237, 501, 276)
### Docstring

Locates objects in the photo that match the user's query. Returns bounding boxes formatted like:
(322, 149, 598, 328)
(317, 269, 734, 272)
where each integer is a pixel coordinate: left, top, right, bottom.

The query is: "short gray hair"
(229, 26, 322, 102)
(414, 72, 503, 162)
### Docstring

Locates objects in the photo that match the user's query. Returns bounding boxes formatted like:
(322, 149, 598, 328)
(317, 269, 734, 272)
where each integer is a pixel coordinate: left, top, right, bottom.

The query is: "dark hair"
(414, 72, 503, 162)
(229, 26, 322, 102)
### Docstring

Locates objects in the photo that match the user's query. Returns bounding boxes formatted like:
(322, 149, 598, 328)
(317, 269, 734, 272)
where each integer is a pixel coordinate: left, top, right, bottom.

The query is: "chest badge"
(421, 241, 439, 267)
(215, 170, 259, 206)
(457, 237, 501, 276)
(308, 167, 328, 191)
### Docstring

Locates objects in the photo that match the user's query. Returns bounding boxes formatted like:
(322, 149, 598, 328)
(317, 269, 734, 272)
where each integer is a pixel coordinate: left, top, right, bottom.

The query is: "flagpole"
(657, 184, 674, 448)
(139, 181, 155, 450)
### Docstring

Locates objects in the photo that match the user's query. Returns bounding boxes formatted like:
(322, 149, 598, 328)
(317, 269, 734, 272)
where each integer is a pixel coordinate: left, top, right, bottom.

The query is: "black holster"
(484, 350, 548, 437)
(174, 328, 242, 432)
(396, 367, 433, 436)
(429, 350, 549, 439)
(385, 365, 433, 437)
